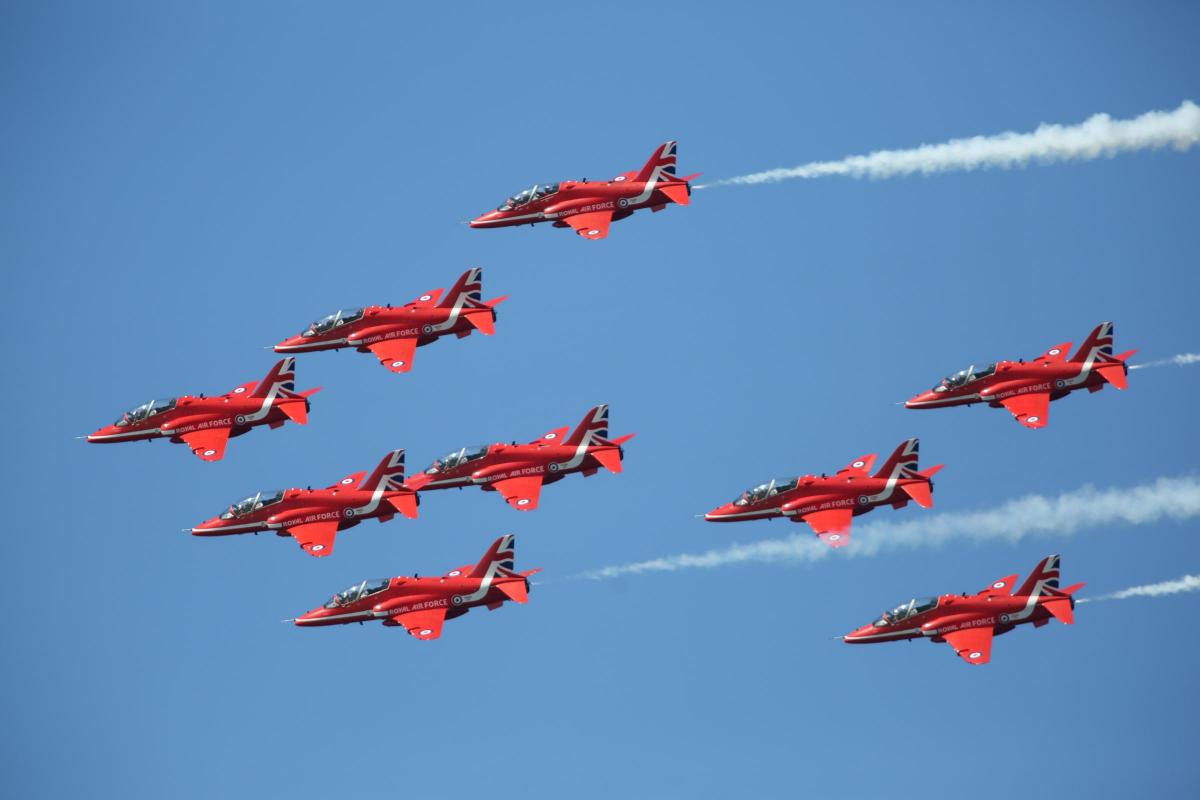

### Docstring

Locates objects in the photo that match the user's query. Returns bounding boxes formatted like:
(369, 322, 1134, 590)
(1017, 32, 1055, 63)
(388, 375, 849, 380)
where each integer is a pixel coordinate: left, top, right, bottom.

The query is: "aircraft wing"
(998, 392, 1050, 428)
(563, 210, 613, 240)
(327, 471, 367, 490)
(285, 520, 339, 557)
(180, 427, 231, 462)
(491, 475, 544, 511)
(1039, 342, 1072, 364)
(409, 288, 445, 307)
(837, 453, 877, 476)
(977, 574, 1019, 598)
(942, 626, 995, 665)
(366, 337, 418, 374)
(799, 507, 854, 547)
(390, 607, 447, 640)
(532, 425, 570, 445)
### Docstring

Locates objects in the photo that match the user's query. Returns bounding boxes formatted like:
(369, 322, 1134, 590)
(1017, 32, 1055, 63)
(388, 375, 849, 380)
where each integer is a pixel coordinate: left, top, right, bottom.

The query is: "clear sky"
(3, 2, 1199, 798)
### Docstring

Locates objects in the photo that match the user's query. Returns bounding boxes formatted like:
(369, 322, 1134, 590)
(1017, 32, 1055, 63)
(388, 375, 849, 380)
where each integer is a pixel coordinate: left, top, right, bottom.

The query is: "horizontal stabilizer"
(1043, 596, 1075, 625)
(659, 183, 690, 206)
(387, 493, 419, 520)
(463, 308, 496, 335)
(495, 578, 529, 604)
(1095, 360, 1131, 390)
(591, 447, 622, 474)
(279, 399, 309, 425)
(900, 480, 934, 509)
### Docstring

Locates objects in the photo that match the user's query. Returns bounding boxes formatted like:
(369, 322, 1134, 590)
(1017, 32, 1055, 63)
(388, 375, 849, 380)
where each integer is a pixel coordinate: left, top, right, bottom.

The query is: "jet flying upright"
(292, 534, 539, 640)
(189, 449, 417, 557)
(469, 141, 699, 240)
(87, 358, 319, 462)
(905, 322, 1136, 428)
(843, 555, 1083, 665)
(703, 439, 942, 547)
(406, 405, 634, 511)
(274, 268, 507, 374)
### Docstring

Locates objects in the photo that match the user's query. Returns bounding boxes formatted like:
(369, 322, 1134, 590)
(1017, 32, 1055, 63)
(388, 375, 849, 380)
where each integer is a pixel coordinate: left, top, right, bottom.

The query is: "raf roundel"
(235, 414, 247, 425)
(992, 581, 1006, 589)
(587, 229, 601, 236)
(544, 432, 557, 440)
(548, 462, 560, 472)
(344, 508, 356, 518)
(1027, 415, 1041, 424)
(419, 628, 433, 636)
(852, 460, 865, 468)
(447, 570, 461, 577)
(233, 387, 246, 394)
(969, 651, 983, 660)
(340, 478, 354, 485)
(516, 498, 531, 506)
(419, 294, 432, 302)
(828, 533, 842, 542)
(858, 495, 870, 505)
(203, 449, 216, 457)
(1049, 348, 1061, 356)
(391, 360, 406, 369)
(310, 544, 325, 552)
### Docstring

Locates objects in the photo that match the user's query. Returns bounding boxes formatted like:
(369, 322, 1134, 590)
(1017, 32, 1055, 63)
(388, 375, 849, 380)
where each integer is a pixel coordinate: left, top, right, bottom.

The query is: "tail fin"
(251, 357, 302, 400)
(437, 267, 489, 311)
(1041, 581, 1084, 624)
(360, 449, 407, 493)
(564, 404, 611, 447)
(634, 141, 679, 183)
(1069, 322, 1115, 365)
(872, 438, 923, 481)
(898, 465, 943, 509)
(1016, 554, 1063, 598)
(469, 533, 520, 579)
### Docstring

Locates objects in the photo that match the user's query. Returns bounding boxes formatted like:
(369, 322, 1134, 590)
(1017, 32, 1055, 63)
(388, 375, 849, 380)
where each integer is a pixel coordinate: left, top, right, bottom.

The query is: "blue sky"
(3, 2, 1199, 797)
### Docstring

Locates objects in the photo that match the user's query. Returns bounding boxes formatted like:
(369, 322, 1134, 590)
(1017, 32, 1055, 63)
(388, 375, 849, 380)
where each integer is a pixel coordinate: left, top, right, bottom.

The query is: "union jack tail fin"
(250, 357, 303, 400)
(873, 438, 923, 481)
(1069, 322, 1117, 364)
(634, 141, 679, 183)
(437, 267, 488, 311)
(564, 404, 612, 447)
(469, 534, 521, 580)
(1017, 555, 1084, 624)
(361, 449, 416, 518)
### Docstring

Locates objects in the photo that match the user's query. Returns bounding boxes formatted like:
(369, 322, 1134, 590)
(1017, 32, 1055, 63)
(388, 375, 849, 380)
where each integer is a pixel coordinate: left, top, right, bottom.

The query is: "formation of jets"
(85, 142, 1137, 656)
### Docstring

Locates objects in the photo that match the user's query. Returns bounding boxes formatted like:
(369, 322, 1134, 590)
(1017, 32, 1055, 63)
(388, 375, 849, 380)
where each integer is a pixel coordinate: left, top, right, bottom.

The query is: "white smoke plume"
(579, 475, 1200, 580)
(696, 101, 1200, 188)
(1079, 574, 1200, 604)
(1129, 353, 1200, 370)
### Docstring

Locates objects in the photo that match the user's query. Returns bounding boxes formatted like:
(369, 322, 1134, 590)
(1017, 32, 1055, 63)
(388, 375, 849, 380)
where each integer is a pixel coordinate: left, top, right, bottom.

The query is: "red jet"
(406, 405, 634, 511)
(905, 321, 1136, 429)
(87, 357, 319, 462)
(843, 555, 1083, 665)
(469, 141, 699, 240)
(292, 534, 539, 640)
(704, 438, 942, 547)
(189, 449, 417, 557)
(273, 268, 506, 374)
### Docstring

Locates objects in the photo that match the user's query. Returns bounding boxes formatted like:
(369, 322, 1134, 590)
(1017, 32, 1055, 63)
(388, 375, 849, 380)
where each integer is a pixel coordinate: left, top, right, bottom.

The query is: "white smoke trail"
(579, 475, 1200, 580)
(1078, 574, 1200, 604)
(696, 101, 1200, 188)
(1129, 353, 1200, 370)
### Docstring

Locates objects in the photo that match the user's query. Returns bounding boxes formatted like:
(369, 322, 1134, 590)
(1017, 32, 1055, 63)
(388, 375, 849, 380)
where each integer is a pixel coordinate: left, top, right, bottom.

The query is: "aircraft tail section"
(634, 141, 680, 183)
(361, 449, 408, 494)
(469, 534, 521, 580)
(437, 267, 489, 311)
(1016, 554, 1072, 599)
(873, 438, 923, 481)
(251, 357, 304, 400)
(564, 404, 612, 447)
(1069, 322, 1115, 364)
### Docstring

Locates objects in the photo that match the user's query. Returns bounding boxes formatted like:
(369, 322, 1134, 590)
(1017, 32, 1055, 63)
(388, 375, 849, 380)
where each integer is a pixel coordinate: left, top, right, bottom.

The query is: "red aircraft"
(189, 449, 417, 557)
(843, 555, 1083, 665)
(703, 438, 942, 547)
(905, 321, 1136, 429)
(469, 141, 699, 240)
(86, 357, 319, 462)
(292, 534, 539, 640)
(273, 268, 507, 374)
(405, 404, 634, 511)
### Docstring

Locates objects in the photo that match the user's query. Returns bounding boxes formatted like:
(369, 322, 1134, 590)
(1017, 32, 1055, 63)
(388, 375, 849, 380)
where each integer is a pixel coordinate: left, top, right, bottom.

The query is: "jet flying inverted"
(469, 141, 699, 240)
(87, 358, 319, 462)
(406, 405, 634, 511)
(704, 438, 942, 547)
(189, 449, 417, 557)
(292, 534, 539, 640)
(274, 268, 506, 374)
(843, 555, 1083, 665)
(906, 321, 1136, 428)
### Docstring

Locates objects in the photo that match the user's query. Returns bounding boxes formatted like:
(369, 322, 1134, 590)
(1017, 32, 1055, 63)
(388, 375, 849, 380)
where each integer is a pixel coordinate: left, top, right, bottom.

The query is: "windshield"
(115, 397, 177, 426)
(873, 596, 938, 627)
(219, 489, 284, 519)
(303, 308, 365, 337)
(497, 183, 559, 211)
(934, 363, 996, 392)
(424, 444, 489, 475)
(733, 477, 798, 506)
(324, 578, 390, 608)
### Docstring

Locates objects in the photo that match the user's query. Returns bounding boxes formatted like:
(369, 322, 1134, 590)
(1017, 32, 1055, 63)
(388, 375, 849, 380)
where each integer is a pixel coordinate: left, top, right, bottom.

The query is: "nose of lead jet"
(904, 391, 937, 409)
(470, 211, 502, 228)
(703, 504, 734, 522)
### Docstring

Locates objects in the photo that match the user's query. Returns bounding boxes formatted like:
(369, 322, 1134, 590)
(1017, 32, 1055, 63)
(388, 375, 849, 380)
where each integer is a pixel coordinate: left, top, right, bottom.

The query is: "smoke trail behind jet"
(1129, 353, 1200, 370)
(1078, 574, 1200, 604)
(697, 101, 1200, 188)
(579, 475, 1200, 580)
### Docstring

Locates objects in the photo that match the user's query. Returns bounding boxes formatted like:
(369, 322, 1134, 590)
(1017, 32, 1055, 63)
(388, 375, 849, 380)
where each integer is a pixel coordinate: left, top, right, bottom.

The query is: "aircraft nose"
(905, 391, 933, 409)
(470, 211, 500, 228)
